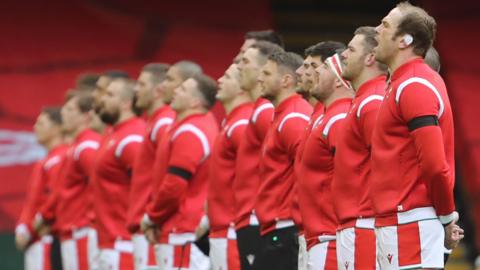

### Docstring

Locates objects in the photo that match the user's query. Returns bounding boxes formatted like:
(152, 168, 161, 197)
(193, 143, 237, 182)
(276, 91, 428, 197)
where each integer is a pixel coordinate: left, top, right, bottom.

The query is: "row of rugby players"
(15, 3, 463, 270)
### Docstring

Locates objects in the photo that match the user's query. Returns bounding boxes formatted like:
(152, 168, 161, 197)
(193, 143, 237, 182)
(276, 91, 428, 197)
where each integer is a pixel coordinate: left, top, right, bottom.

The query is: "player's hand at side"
(445, 220, 464, 250)
(444, 211, 464, 250)
(15, 232, 30, 251)
(144, 226, 158, 245)
(195, 215, 209, 240)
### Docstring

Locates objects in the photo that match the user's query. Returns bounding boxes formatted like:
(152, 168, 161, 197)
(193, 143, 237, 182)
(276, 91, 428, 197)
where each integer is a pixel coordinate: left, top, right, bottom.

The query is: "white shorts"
(132, 233, 157, 270)
(307, 240, 337, 270)
(154, 242, 210, 270)
(61, 228, 91, 270)
(98, 240, 134, 270)
(87, 228, 100, 270)
(298, 234, 308, 270)
(209, 237, 240, 270)
(336, 219, 378, 270)
(25, 235, 53, 270)
(375, 219, 444, 270)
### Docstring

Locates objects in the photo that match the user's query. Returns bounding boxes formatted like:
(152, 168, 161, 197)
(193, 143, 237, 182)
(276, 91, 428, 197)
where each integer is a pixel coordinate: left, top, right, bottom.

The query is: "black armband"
(167, 166, 193, 181)
(407, 115, 439, 132)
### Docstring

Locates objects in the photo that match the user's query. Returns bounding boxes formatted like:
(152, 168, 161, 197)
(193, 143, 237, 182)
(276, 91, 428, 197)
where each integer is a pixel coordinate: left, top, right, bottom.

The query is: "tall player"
(294, 41, 346, 270)
(53, 92, 102, 270)
(332, 26, 388, 270)
(295, 42, 344, 107)
(16, 107, 67, 270)
(234, 30, 284, 63)
(297, 53, 353, 270)
(92, 78, 146, 270)
(234, 41, 282, 270)
(127, 63, 173, 270)
(371, 3, 459, 269)
(205, 63, 253, 270)
(254, 51, 312, 270)
(141, 74, 219, 270)
(92, 70, 130, 133)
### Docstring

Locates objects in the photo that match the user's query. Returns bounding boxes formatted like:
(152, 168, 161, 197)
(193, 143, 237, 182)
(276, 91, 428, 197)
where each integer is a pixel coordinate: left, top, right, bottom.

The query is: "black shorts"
(254, 226, 299, 270)
(236, 225, 262, 270)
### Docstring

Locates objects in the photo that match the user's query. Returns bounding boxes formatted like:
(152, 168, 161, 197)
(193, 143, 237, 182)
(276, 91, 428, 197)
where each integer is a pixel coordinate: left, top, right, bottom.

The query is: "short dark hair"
(64, 89, 78, 102)
(268, 51, 304, 75)
(74, 92, 95, 113)
(354, 27, 389, 72)
(76, 73, 100, 91)
(192, 74, 217, 109)
(245, 30, 285, 48)
(424, 46, 441, 72)
(41, 106, 62, 125)
(304, 41, 346, 61)
(395, 2, 436, 57)
(354, 26, 378, 54)
(111, 77, 143, 116)
(250, 41, 284, 66)
(173, 61, 203, 81)
(142, 63, 170, 85)
(103, 70, 130, 79)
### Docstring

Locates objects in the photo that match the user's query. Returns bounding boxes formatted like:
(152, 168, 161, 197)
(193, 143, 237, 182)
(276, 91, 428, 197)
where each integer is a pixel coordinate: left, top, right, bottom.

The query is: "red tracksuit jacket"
(256, 94, 313, 235)
(297, 98, 351, 249)
(332, 76, 386, 228)
(208, 102, 254, 237)
(233, 98, 274, 230)
(146, 112, 218, 243)
(126, 106, 175, 233)
(370, 58, 455, 226)
(92, 117, 145, 248)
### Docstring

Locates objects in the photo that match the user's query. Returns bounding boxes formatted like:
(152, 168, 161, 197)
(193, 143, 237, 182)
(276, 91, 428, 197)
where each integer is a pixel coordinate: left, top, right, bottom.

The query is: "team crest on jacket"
(387, 253, 393, 264)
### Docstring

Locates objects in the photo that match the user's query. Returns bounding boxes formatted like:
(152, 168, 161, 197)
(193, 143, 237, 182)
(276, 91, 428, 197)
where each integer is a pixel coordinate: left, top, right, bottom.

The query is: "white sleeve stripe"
(43, 155, 61, 171)
(322, 113, 347, 137)
(277, 112, 310, 132)
(395, 77, 445, 118)
(252, 103, 274, 123)
(115, 135, 143, 158)
(74, 140, 99, 160)
(227, 119, 249, 138)
(356, 95, 384, 118)
(150, 117, 174, 142)
(171, 124, 210, 161)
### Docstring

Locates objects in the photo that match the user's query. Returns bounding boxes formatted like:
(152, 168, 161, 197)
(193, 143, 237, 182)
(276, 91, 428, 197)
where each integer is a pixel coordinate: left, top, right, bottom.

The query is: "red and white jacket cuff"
(439, 211, 459, 225)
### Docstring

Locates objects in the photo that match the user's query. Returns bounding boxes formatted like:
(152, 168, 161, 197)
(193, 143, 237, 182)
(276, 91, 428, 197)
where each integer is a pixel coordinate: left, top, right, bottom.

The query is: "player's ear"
(399, 34, 413, 49)
(334, 78, 343, 88)
(364, 53, 376, 67)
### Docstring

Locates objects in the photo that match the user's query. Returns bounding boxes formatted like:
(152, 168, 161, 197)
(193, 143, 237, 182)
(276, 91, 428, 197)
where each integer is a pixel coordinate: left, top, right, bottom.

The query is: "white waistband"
(168, 233, 196, 245)
(41, 235, 53, 243)
(275, 219, 295, 230)
(397, 206, 437, 224)
(227, 227, 237, 240)
(318, 235, 336, 242)
(249, 212, 259, 226)
(114, 240, 133, 253)
(72, 227, 90, 239)
(355, 217, 375, 229)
